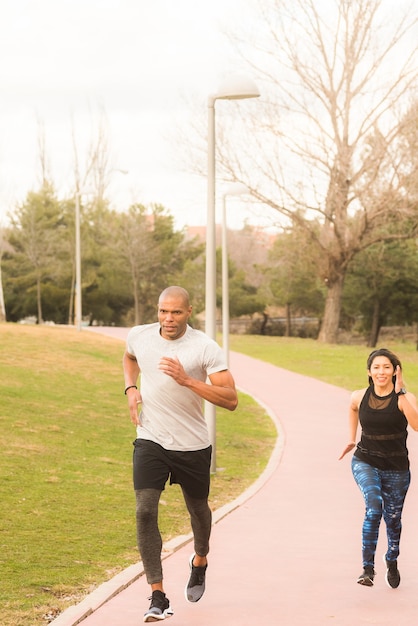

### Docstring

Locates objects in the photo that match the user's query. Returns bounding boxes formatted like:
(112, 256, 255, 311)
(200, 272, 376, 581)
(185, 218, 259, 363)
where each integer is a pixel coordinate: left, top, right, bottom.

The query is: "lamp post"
(75, 191, 82, 331)
(205, 76, 260, 473)
(222, 183, 249, 368)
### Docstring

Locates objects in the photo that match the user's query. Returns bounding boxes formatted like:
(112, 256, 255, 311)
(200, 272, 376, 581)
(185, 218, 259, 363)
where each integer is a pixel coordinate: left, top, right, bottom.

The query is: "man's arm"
(123, 350, 140, 389)
(122, 350, 142, 425)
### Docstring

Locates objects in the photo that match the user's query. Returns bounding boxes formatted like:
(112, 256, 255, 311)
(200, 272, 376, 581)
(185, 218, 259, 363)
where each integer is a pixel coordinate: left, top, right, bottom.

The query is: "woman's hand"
(394, 365, 405, 394)
(339, 442, 356, 460)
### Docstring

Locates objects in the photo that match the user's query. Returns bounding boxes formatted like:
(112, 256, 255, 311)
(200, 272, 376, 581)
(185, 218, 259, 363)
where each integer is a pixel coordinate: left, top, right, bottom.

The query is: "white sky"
(0, 0, 261, 230)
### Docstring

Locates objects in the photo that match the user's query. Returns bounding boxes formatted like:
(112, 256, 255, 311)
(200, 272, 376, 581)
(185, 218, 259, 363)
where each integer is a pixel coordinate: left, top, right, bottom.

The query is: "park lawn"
(0, 324, 276, 626)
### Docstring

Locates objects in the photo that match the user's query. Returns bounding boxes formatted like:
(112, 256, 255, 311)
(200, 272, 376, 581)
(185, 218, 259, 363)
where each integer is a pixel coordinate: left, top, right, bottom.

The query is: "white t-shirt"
(126, 323, 228, 451)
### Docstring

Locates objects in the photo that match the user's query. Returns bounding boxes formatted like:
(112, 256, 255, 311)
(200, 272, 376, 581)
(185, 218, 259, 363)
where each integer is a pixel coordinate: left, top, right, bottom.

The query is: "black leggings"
(352, 457, 410, 567)
(135, 487, 212, 584)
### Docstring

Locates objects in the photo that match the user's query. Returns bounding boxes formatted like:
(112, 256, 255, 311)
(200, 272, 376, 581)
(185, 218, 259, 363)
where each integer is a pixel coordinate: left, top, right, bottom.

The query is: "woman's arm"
(339, 388, 365, 460)
(394, 365, 418, 431)
(398, 393, 418, 431)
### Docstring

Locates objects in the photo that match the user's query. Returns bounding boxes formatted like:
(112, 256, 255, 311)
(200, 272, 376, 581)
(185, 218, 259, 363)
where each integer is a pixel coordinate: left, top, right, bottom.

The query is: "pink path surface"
(51, 327, 418, 625)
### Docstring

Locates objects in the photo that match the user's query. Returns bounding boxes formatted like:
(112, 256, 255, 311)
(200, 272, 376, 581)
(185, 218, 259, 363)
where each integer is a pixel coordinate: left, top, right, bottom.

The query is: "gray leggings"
(135, 487, 212, 584)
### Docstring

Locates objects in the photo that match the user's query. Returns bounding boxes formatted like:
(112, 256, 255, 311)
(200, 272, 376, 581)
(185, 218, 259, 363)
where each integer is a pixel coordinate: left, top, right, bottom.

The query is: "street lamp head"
(224, 182, 249, 197)
(214, 75, 260, 101)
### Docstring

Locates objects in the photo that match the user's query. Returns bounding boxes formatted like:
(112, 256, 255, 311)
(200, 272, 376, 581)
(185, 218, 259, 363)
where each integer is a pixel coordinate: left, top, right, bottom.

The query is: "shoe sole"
(143, 608, 174, 622)
(357, 566, 374, 587)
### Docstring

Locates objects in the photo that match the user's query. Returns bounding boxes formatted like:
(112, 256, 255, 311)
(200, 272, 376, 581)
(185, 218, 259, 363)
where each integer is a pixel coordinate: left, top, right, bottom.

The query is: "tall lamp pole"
(205, 76, 260, 473)
(222, 183, 249, 368)
(75, 191, 82, 331)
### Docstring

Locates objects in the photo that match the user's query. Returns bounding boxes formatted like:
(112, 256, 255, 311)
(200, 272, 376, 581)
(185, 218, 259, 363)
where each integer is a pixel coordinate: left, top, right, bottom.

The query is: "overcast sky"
(0, 0, 260, 229)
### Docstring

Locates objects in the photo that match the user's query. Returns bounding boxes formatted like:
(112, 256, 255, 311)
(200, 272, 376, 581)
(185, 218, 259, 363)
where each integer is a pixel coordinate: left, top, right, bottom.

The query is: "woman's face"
(368, 355, 395, 388)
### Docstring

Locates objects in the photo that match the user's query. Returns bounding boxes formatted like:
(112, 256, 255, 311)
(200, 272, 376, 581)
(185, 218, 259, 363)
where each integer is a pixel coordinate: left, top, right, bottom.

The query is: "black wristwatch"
(397, 388, 407, 396)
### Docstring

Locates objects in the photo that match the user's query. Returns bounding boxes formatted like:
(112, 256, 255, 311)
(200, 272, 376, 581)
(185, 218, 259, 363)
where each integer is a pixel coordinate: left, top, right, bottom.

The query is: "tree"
(212, 0, 418, 342)
(112, 203, 203, 325)
(215, 244, 266, 318)
(264, 222, 325, 335)
(8, 182, 65, 323)
(227, 224, 273, 289)
(343, 239, 418, 346)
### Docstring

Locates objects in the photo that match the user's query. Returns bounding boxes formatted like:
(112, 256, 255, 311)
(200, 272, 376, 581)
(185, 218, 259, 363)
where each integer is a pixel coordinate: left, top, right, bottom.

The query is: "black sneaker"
(185, 553, 207, 603)
(385, 559, 400, 589)
(143, 590, 173, 622)
(357, 565, 375, 587)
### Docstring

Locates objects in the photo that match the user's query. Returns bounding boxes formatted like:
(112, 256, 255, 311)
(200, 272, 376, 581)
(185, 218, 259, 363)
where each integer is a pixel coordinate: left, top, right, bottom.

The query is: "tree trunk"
(36, 275, 43, 324)
(133, 286, 145, 325)
(317, 275, 344, 343)
(134, 289, 141, 325)
(260, 312, 269, 335)
(368, 300, 381, 348)
(285, 302, 291, 337)
(0, 262, 6, 323)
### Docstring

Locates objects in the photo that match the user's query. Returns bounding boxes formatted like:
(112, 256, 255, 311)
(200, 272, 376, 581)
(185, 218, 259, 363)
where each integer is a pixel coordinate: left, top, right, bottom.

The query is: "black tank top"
(354, 385, 409, 471)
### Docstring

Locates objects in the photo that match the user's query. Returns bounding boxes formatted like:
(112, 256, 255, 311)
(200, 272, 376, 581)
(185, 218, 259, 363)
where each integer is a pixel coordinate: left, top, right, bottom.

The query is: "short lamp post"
(205, 76, 260, 473)
(222, 183, 249, 368)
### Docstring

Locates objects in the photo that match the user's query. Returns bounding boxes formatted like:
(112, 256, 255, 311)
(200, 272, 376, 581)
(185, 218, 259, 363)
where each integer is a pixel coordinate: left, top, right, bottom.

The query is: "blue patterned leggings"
(351, 457, 410, 567)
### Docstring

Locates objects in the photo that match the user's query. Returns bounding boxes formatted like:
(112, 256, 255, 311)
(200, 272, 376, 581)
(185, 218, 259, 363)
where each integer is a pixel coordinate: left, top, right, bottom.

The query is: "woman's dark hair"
(367, 348, 402, 385)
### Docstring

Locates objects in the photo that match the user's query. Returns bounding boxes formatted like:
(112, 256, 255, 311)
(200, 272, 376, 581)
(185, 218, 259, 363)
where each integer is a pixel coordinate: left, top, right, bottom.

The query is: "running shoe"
(357, 565, 375, 587)
(143, 590, 173, 622)
(384, 558, 400, 589)
(185, 553, 207, 602)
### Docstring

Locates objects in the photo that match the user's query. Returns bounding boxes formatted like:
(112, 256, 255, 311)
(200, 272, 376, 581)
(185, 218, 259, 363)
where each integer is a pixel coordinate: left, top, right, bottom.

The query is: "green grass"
(0, 324, 276, 626)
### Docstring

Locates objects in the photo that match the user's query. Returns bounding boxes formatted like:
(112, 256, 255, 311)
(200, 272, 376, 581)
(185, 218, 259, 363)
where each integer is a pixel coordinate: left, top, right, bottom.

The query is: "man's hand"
(159, 356, 188, 385)
(126, 388, 142, 426)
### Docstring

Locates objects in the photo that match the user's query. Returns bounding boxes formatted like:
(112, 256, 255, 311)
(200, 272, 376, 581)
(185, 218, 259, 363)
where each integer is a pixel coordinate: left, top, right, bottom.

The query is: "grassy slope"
(0, 324, 275, 626)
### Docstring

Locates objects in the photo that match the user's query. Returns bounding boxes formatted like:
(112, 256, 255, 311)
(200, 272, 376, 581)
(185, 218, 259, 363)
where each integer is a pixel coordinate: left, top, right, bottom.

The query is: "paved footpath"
(52, 327, 418, 626)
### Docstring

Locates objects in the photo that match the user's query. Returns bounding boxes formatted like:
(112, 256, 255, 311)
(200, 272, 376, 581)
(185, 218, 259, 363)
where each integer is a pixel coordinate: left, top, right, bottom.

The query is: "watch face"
(398, 388, 407, 395)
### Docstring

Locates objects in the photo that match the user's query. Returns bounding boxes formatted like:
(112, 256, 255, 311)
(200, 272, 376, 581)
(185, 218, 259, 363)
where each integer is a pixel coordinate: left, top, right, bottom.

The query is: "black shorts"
(133, 439, 212, 499)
